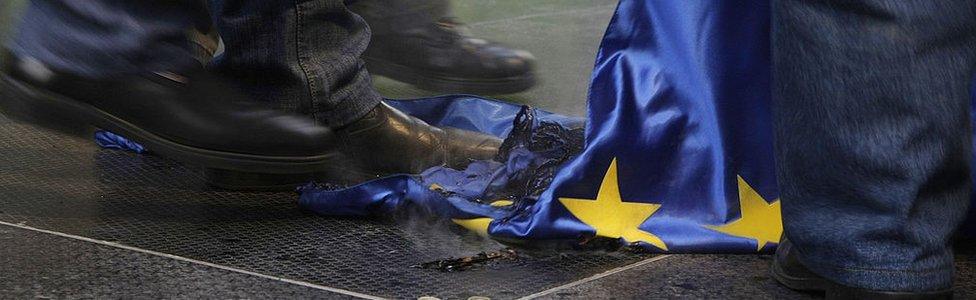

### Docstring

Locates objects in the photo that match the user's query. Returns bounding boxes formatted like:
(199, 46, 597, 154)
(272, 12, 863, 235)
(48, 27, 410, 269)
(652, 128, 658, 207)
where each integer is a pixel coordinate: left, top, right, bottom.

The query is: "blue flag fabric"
(481, 0, 780, 252)
(96, 0, 976, 252)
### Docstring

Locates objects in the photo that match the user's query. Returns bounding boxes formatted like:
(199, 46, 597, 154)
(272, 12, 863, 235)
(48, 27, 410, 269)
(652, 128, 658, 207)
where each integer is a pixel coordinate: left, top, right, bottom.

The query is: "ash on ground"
(413, 248, 519, 272)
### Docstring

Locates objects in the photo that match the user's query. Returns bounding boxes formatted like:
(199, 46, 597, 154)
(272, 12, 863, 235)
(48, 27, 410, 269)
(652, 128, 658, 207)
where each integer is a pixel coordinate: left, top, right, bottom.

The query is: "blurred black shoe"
(0, 53, 340, 175)
(0, 52, 501, 190)
(360, 15, 537, 95)
(771, 236, 953, 300)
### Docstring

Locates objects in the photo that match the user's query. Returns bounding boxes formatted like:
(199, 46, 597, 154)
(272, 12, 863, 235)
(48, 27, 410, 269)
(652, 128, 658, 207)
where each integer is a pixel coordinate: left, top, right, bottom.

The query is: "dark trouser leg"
(8, 0, 209, 78)
(208, 0, 381, 127)
(773, 0, 975, 291)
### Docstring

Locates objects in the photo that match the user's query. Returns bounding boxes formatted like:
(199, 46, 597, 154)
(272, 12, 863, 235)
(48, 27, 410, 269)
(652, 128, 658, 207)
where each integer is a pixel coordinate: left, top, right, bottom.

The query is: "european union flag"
(100, 0, 976, 252)
(300, 0, 781, 253)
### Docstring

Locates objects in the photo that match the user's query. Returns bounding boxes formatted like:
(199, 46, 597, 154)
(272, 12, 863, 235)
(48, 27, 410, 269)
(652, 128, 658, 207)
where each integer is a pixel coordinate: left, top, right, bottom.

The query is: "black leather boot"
(0, 53, 341, 174)
(771, 237, 954, 299)
(205, 102, 503, 191)
(335, 102, 501, 175)
(350, 0, 537, 95)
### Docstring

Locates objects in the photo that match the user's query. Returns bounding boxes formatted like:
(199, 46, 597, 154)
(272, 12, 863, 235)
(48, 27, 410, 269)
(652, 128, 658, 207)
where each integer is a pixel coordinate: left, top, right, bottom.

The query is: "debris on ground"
(414, 248, 518, 272)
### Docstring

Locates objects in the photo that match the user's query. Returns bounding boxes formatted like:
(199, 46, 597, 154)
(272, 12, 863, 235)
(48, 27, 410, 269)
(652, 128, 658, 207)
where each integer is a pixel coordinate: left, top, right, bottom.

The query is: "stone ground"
(0, 1, 973, 299)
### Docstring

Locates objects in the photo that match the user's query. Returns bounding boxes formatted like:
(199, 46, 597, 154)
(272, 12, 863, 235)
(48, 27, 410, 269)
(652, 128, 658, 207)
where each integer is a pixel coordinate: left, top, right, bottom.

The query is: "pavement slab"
(534, 252, 975, 300)
(0, 113, 652, 299)
(0, 225, 356, 299)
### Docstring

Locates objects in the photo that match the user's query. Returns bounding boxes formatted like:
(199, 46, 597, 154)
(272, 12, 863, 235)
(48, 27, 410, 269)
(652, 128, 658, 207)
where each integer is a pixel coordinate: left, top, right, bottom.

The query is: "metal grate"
(0, 113, 648, 299)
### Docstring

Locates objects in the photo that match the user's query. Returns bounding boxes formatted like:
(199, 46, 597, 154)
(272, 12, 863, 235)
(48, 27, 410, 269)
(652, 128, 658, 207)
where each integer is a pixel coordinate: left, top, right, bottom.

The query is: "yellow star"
(706, 176, 782, 251)
(558, 158, 667, 251)
(453, 218, 493, 237)
(451, 200, 515, 237)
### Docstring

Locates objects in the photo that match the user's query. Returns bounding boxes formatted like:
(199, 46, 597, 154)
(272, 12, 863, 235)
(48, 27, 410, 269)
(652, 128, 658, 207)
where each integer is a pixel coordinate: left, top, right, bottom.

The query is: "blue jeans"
(8, 0, 381, 127)
(773, 0, 974, 292)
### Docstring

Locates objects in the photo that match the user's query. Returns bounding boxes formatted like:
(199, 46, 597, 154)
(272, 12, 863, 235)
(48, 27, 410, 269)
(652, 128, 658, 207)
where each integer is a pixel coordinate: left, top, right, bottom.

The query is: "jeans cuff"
(796, 251, 954, 292)
(314, 85, 382, 128)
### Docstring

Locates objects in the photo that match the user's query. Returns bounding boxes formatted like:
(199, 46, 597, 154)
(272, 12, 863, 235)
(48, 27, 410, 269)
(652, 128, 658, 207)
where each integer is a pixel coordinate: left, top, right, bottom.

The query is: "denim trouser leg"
(209, 0, 381, 127)
(9, 1, 209, 78)
(772, 0, 975, 292)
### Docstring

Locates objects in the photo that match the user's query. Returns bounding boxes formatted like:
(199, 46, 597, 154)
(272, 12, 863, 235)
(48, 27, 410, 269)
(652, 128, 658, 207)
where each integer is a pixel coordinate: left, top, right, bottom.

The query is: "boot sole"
(0, 73, 342, 175)
(769, 256, 830, 292)
(364, 57, 536, 95)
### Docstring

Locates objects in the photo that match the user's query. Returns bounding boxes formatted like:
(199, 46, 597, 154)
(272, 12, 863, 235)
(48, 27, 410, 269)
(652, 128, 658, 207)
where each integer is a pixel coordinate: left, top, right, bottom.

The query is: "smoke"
(391, 204, 504, 260)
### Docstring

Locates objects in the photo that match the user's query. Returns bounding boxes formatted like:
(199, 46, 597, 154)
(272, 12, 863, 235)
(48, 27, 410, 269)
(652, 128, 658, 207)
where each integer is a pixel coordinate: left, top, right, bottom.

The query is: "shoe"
(205, 102, 503, 191)
(361, 17, 537, 95)
(335, 102, 501, 174)
(771, 236, 954, 300)
(0, 53, 341, 174)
